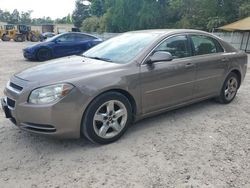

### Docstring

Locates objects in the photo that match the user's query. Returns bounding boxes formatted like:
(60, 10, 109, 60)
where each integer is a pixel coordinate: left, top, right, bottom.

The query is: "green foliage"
(239, 1, 250, 18)
(0, 9, 72, 25)
(72, 0, 91, 28)
(81, 16, 100, 32)
(80, 0, 250, 33)
(1, 0, 249, 32)
(55, 14, 73, 24)
(91, 0, 105, 17)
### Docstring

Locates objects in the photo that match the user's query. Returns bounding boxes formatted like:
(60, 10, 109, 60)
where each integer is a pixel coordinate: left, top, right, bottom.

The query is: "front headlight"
(28, 83, 74, 104)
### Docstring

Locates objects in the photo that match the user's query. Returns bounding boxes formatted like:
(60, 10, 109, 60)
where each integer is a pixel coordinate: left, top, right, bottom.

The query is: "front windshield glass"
(83, 32, 160, 64)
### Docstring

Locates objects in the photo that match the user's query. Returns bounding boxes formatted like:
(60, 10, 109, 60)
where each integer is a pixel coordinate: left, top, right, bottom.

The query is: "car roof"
(59, 32, 99, 39)
(127, 29, 209, 36)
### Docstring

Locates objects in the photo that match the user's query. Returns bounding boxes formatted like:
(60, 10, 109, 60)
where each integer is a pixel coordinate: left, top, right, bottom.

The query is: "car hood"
(15, 55, 121, 84)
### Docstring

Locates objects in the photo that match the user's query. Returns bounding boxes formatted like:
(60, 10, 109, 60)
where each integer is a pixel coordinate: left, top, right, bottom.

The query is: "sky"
(0, 0, 79, 19)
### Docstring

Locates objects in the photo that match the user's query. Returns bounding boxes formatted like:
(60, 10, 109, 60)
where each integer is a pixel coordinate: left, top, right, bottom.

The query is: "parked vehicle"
(40, 32, 56, 41)
(1, 24, 40, 42)
(1, 29, 247, 144)
(23, 32, 102, 61)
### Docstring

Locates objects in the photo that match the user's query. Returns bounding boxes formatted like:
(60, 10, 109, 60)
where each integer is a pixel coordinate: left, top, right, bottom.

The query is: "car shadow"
(13, 99, 223, 152)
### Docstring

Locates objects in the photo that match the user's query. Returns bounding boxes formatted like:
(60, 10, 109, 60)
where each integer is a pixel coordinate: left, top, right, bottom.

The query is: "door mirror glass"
(149, 51, 173, 63)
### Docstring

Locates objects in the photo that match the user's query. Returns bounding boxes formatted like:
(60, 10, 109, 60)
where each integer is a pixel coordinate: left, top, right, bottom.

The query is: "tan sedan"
(1, 29, 248, 144)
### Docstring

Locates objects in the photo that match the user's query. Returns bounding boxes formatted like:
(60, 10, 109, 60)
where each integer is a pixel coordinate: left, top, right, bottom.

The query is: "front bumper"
(2, 77, 87, 139)
(23, 49, 36, 60)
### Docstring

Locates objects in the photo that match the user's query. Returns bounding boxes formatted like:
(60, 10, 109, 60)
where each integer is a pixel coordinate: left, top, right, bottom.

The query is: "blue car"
(23, 32, 102, 61)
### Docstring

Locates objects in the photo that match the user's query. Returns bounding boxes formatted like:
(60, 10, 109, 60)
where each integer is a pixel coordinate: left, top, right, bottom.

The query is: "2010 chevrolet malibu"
(1, 29, 248, 144)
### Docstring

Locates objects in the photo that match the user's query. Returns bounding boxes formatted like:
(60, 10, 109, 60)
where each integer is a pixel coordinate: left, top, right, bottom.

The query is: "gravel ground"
(0, 42, 250, 188)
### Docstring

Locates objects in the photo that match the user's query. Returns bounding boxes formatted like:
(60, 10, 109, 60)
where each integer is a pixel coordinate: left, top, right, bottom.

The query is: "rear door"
(189, 34, 227, 98)
(140, 35, 196, 114)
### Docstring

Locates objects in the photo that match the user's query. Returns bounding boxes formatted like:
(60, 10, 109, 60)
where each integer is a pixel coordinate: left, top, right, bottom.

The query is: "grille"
(7, 97, 15, 109)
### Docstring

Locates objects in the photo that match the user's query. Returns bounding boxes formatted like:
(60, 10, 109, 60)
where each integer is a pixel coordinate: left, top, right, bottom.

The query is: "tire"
(36, 48, 52, 61)
(15, 35, 25, 42)
(31, 35, 39, 42)
(1, 35, 10, 41)
(216, 72, 239, 104)
(82, 92, 132, 144)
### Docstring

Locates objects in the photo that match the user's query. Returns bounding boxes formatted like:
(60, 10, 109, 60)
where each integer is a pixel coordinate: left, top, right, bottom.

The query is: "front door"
(53, 33, 77, 57)
(140, 35, 196, 114)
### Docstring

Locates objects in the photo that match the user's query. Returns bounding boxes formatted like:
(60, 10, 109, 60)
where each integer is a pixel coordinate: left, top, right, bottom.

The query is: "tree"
(10, 9, 20, 24)
(82, 16, 100, 32)
(104, 0, 144, 32)
(239, 1, 250, 18)
(0, 10, 11, 23)
(20, 11, 32, 24)
(91, 0, 105, 17)
(72, 0, 91, 28)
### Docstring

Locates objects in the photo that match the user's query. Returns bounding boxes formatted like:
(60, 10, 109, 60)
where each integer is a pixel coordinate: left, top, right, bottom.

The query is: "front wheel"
(2, 34, 10, 41)
(36, 48, 52, 61)
(82, 92, 132, 144)
(217, 72, 239, 104)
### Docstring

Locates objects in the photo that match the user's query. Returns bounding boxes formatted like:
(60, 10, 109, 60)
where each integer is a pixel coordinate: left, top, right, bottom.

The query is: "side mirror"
(148, 51, 173, 63)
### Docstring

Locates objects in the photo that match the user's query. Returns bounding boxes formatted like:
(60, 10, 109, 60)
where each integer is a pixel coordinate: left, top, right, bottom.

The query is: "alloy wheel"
(224, 77, 238, 101)
(93, 100, 128, 139)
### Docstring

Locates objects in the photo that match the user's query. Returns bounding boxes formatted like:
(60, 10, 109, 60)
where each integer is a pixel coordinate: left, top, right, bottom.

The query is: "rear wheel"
(36, 48, 52, 61)
(82, 92, 132, 144)
(217, 72, 239, 104)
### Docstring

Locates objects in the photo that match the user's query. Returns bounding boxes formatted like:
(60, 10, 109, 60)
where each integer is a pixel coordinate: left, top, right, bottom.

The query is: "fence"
(213, 32, 250, 52)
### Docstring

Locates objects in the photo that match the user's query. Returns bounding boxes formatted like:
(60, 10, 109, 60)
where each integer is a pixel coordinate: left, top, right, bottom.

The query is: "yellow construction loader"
(1, 24, 40, 42)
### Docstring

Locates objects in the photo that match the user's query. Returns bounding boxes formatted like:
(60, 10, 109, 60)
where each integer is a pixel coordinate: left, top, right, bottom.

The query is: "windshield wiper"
(85, 56, 113, 62)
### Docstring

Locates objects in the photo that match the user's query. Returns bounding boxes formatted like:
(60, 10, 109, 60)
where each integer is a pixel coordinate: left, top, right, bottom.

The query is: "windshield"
(83, 32, 160, 64)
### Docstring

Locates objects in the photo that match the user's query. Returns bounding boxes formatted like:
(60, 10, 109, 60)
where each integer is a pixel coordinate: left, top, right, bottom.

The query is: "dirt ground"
(0, 41, 250, 188)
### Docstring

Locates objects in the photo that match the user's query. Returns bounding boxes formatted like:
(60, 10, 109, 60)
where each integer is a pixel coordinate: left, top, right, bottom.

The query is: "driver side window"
(155, 35, 191, 59)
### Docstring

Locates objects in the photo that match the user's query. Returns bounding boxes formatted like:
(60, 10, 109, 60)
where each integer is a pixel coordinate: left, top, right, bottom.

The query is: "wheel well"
(80, 89, 138, 138)
(231, 70, 241, 87)
(36, 47, 52, 59)
(88, 89, 137, 120)
(96, 89, 137, 119)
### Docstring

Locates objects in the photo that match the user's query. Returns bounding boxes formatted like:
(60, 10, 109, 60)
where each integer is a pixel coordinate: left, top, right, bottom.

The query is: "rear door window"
(75, 34, 96, 41)
(190, 35, 224, 55)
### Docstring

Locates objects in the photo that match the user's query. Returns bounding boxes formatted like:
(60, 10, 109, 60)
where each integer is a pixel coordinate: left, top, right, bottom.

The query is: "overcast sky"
(1, 0, 77, 19)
